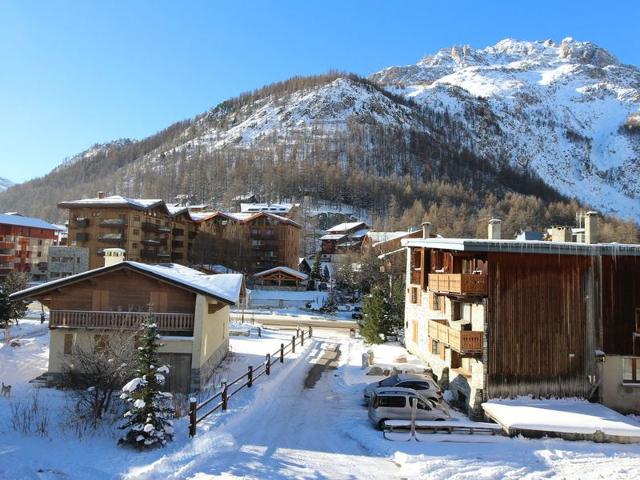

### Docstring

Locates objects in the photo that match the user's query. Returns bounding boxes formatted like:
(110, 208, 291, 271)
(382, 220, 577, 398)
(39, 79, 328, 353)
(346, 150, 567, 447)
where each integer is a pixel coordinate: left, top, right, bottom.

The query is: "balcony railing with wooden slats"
(50, 310, 194, 332)
(428, 273, 487, 295)
(428, 319, 483, 354)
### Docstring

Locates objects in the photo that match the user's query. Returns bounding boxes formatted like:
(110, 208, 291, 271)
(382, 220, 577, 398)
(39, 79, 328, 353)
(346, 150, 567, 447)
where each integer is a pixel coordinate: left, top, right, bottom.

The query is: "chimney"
(97, 191, 106, 199)
(104, 248, 125, 267)
(422, 222, 432, 239)
(585, 211, 599, 244)
(488, 218, 501, 240)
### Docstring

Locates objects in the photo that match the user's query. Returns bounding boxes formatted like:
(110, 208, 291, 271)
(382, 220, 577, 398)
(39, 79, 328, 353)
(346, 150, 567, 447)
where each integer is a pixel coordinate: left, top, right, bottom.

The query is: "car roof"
(373, 387, 422, 396)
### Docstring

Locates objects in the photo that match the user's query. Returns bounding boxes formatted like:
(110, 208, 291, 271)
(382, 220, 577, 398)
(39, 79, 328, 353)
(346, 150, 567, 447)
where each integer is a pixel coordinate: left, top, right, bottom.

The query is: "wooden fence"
(189, 325, 313, 437)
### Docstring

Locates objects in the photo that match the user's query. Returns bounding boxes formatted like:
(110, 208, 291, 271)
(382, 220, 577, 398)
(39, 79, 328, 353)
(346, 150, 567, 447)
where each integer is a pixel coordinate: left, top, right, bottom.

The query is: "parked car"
(368, 387, 450, 429)
(351, 306, 363, 319)
(363, 373, 442, 403)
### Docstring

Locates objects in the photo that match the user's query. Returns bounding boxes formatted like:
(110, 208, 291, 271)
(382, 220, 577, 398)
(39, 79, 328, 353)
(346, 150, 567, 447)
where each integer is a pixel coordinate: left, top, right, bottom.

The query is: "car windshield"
(379, 375, 399, 387)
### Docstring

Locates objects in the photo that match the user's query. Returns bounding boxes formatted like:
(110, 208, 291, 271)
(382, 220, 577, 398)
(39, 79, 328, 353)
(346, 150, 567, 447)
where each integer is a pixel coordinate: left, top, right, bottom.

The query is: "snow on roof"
(368, 231, 417, 245)
(326, 221, 368, 233)
(194, 211, 302, 228)
(58, 195, 165, 211)
(350, 228, 370, 239)
(253, 266, 308, 280)
(320, 233, 348, 241)
(402, 237, 640, 256)
(0, 213, 60, 231)
(240, 203, 296, 213)
(483, 398, 640, 437)
(12, 261, 243, 305)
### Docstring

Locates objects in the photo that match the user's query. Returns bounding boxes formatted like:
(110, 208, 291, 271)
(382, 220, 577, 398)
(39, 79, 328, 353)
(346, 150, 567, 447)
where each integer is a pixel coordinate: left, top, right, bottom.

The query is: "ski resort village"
(2, 4, 640, 478)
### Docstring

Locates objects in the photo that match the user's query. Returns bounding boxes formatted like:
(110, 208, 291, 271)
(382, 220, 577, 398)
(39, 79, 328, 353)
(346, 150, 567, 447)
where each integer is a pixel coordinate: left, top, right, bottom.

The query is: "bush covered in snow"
(118, 314, 174, 449)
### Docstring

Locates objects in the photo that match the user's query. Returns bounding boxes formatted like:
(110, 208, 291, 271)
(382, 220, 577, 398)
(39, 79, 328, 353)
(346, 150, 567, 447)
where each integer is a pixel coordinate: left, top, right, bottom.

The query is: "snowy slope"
(0, 177, 14, 192)
(371, 38, 640, 220)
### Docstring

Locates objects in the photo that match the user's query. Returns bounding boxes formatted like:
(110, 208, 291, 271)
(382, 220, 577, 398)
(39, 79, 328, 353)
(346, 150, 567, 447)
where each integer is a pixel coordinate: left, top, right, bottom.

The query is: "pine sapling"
(118, 314, 174, 448)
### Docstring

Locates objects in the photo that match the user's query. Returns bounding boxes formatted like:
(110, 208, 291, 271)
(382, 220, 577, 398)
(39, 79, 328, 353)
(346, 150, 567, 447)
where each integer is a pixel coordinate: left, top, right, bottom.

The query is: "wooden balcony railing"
(428, 273, 487, 295)
(428, 319, 483, 354)
(50, 310, 194, 332)
(0, 241, 14, 250)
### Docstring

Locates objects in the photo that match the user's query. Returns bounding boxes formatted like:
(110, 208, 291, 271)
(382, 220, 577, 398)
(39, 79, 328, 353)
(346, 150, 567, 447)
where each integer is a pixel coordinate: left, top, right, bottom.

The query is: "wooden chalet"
(11, 260, 243, 393)
(253, 266, 308, 291)
(403, 232, 640, 417)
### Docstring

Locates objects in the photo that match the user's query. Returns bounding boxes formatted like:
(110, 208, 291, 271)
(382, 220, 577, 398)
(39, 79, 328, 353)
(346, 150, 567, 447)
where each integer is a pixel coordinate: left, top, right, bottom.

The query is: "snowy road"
(128, 334, 399, 479)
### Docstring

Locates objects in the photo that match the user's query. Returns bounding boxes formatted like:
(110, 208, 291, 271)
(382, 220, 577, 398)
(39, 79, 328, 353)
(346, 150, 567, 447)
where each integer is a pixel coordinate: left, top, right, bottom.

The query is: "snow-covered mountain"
(1, 38, 639, 224)
(371, 38, 640, 220)
(0, 177, 14, 192)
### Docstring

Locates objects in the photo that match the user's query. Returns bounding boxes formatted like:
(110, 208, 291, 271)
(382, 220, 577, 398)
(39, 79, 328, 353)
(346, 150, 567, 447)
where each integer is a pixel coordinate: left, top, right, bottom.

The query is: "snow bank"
(483, 398, 640, 437)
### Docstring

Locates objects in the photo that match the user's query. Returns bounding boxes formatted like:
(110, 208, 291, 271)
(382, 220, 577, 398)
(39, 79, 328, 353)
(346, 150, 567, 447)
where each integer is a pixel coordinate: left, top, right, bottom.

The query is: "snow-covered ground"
(0, 320, 639, 478)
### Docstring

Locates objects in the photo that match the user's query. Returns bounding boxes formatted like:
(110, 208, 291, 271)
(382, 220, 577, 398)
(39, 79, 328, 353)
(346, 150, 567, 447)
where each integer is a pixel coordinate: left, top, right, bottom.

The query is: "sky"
(1, 0, 639, 183)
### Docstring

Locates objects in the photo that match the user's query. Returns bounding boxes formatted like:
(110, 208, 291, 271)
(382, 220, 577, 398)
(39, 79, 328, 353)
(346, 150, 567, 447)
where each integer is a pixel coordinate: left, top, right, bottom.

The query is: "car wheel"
(435, 418, 446, 421)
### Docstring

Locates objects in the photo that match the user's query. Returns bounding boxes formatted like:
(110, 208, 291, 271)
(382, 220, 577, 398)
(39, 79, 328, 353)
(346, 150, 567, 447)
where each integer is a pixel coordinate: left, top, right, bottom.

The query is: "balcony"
(158, 226, 172, 234)
(142, 238, 161, 246)
(428, 273, 487, 296)
(99, 218, 128, 228)
(98, 233, 125, 243)
(428, 320, 483, 354)
(50, 310, 194, 333)
(0, 253, 14, 262)
(0, 241, 14, 250)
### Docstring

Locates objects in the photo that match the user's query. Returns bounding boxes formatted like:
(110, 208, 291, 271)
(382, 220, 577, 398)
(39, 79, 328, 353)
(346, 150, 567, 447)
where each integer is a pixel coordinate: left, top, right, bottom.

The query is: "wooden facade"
(404, 238, 640, 415)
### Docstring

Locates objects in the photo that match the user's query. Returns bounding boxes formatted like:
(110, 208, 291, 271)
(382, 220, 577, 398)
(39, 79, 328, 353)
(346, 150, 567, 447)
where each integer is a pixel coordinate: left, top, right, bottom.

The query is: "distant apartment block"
(47, 246, 89, 279)
(0, 213, 60, 281)
(59, 192, 198, 270)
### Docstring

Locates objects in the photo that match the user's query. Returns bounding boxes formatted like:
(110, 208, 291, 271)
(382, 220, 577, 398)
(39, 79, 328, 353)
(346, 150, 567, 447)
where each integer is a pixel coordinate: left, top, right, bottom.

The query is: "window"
(416, 399, 432, 411)
(412, 321, 418, 342)
(94, 335, 109, 354)
(64, 334, 74, 354)
(133, 229, 139, 235)
(431, 339, 440, 355)
(410, 287, 419, 304)
(430, 293, 444, 312)
(622, 358, 640, 384)
(377, 396, 406, 408)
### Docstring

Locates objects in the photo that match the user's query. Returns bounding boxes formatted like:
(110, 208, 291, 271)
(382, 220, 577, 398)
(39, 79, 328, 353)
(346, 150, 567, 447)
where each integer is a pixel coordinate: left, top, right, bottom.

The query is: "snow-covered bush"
(118, 315, 174, 449)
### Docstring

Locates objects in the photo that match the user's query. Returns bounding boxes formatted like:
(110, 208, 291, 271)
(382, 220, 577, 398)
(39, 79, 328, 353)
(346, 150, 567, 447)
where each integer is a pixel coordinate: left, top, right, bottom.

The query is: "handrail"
(189, 325, 313, 437)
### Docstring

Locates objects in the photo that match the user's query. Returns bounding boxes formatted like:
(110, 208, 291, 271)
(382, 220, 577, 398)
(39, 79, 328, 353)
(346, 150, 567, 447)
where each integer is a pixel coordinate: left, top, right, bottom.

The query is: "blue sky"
(1, 0, 639, 183)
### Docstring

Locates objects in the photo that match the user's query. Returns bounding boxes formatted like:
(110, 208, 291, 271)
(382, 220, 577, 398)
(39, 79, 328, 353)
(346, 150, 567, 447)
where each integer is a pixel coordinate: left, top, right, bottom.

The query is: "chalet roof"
(326, 221, 368, 233)
(320, 233, 348, 241)
(253, 266, 309, 281)
(195, 211, 301, 228)
(0, 213, 61, 231)
(402, 237, 640, 257)
(10, 261, 243, 305)
(58, 195, 169, 213)
(240, 203, 296, 214)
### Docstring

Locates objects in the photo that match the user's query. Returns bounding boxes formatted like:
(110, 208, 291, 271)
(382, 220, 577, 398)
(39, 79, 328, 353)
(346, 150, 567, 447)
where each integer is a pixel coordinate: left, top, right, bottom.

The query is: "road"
(135, 330, 399, 479)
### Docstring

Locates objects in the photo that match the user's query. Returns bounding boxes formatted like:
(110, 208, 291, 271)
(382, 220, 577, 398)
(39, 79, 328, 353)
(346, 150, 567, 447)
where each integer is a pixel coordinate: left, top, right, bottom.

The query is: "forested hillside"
(0, 68, 637, 243)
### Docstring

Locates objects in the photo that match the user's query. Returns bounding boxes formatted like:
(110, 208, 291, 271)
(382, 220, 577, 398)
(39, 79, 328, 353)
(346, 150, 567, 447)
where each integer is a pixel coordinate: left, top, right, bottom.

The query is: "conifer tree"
(119, 314, 174, 449)
(310, 252, 322, 280)
(359, 287, 387, 344)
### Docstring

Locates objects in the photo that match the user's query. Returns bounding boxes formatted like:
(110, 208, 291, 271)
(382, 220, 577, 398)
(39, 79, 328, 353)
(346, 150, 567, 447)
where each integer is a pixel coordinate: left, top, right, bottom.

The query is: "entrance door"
(157, 353, 192, 393)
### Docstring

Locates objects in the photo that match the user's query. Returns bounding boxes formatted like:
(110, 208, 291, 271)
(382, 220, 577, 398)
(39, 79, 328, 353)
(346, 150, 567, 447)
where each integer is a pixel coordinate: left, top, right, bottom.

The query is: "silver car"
(368, 387, 450, 429)
(363, 373, 442, 403)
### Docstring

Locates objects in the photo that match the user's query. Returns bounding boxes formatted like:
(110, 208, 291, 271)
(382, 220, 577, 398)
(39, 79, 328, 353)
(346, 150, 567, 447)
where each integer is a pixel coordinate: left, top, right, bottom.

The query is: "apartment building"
(0, 213, 60, 281)
(59, 193, 198, 270)
(402, 218, 640, 417)
(196, 211, 301, 274)
(47, 246, 89, 279)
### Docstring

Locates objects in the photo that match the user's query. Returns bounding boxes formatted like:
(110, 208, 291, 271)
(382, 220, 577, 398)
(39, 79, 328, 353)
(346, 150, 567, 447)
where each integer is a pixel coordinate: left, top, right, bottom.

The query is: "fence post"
(309, 325, 313, 338)
(292, 335, 296, 353)
(280, 343, 284, 363)
(266, 353, 271, 375)
(297, 327, 300, 337)
(222, 382, 228, 411)
(189, 397, 197, 437)
(301, 330, 305, 346)
(248, 365, 253, 387)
